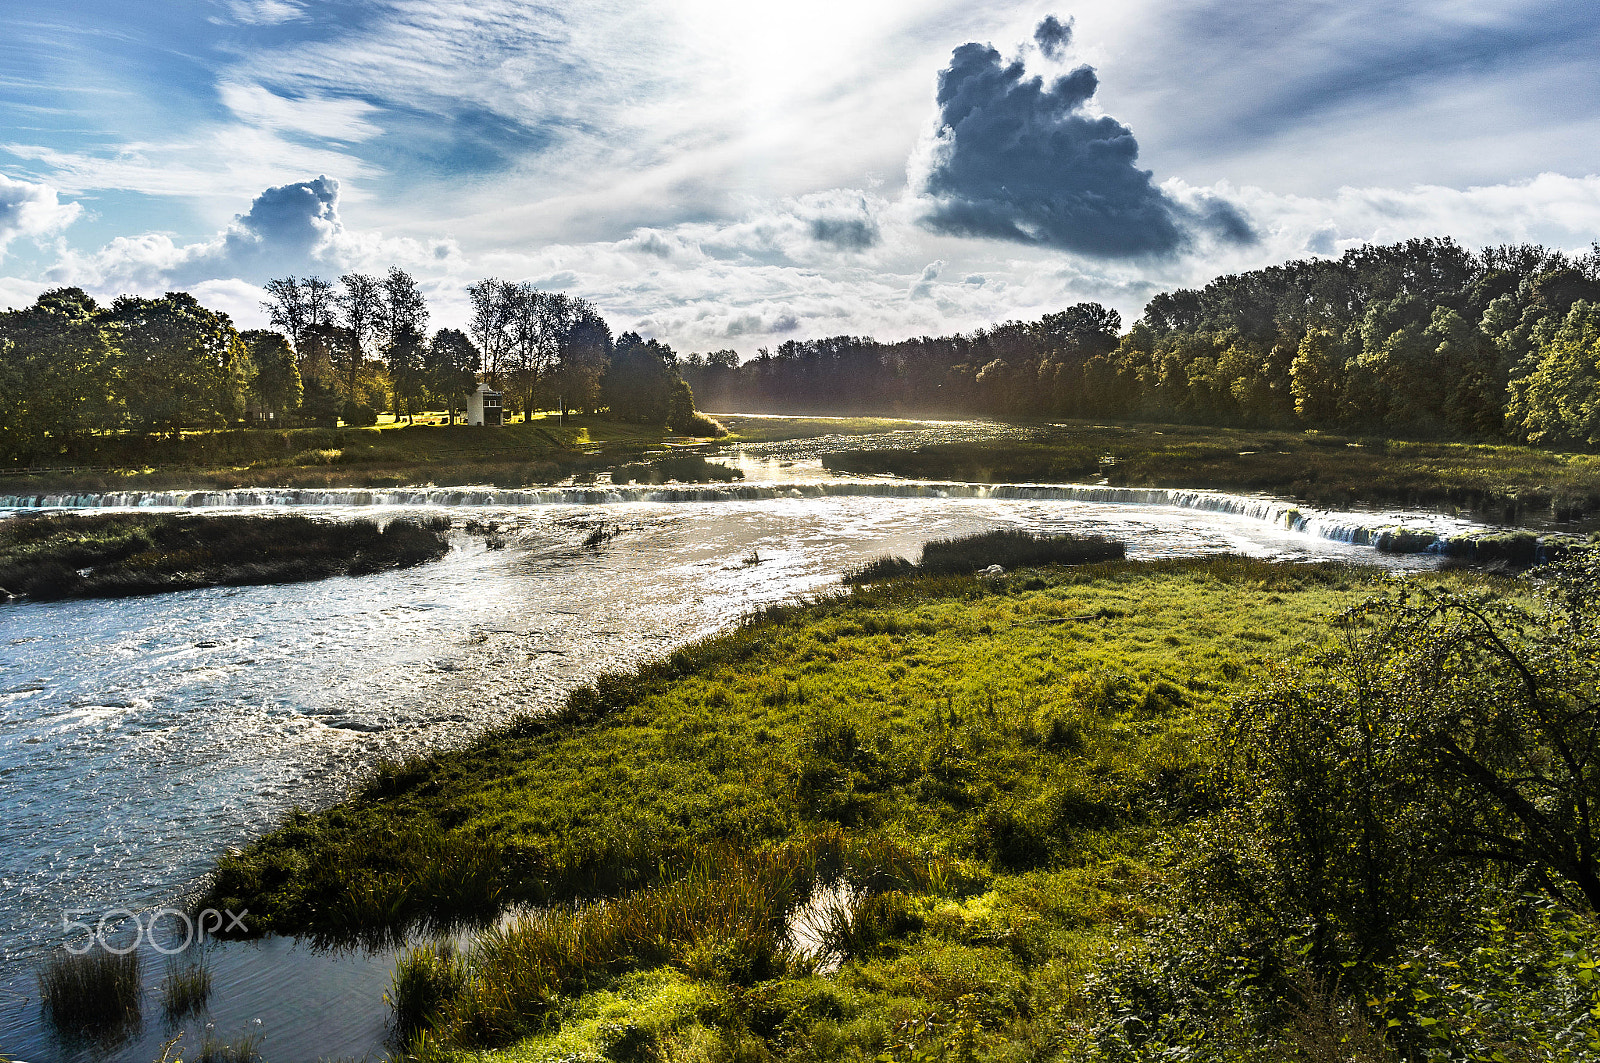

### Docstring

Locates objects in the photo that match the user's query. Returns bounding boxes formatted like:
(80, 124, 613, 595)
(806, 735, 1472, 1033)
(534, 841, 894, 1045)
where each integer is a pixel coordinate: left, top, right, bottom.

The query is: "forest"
(0, 269, 714, 464)
(682, 238, 1600, 445)
(6, 238, 1600, 467)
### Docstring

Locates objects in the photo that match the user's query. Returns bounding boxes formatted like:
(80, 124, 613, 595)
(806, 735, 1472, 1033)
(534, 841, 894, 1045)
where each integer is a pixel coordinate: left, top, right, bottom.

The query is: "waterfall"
(0, 480, 1567, 560)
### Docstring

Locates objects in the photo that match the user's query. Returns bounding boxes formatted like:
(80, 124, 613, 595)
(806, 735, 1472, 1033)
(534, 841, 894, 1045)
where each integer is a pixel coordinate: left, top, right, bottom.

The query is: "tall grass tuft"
(38, 948, 142, 1028)
(196, 1030, 264, 1063)
(847, 529, 1124, 582)
(393, 834, 952, 1052)
(389, 940, 467, 1038)
(160, 956, 212, 1019)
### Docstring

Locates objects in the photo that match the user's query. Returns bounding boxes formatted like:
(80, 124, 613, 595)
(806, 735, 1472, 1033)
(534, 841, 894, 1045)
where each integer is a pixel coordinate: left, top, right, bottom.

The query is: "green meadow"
(198, 554, 1599, 1061)
(824, 419, 1600, 522)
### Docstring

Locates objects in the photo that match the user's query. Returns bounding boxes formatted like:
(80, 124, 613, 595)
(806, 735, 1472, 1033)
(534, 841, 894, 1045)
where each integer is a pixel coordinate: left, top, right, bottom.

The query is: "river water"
(0, 433, 1499, 1061)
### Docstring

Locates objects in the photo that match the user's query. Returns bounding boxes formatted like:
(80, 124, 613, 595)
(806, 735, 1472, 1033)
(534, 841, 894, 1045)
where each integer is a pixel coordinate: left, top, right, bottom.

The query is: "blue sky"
(2, 0, 1598, 350)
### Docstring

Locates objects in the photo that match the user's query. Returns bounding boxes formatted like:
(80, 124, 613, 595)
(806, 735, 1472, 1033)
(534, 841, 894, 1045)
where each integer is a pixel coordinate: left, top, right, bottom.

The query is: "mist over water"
(0, 438, 1486, 1059)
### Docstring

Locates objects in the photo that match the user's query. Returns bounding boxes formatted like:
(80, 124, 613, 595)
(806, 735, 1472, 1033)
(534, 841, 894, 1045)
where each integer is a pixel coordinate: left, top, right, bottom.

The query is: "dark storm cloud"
(1033, 15, 1072, 60)
(918, 25, 1256, 259)
(809, 215, 879, 251)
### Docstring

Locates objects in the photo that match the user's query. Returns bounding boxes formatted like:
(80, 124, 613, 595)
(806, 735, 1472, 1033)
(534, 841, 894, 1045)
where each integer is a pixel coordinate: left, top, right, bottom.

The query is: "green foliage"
(160, 956, 212, 1020)
(241, 328, 303, 420)
(824, 420, 1600, 521)
(0, 511, 451, 600)
(108, 291, 249, 435)
(0, 286, 119, 461)
(1088, 553, 1600, 1062)
(686, 239, 1600, 445)
(37, 948, 142, 1029)
(1507, 300, 1600, 446)
(602, 332, 685, 425)
(846, 530, 1124, 583)
(1225, 551, 1600, 939)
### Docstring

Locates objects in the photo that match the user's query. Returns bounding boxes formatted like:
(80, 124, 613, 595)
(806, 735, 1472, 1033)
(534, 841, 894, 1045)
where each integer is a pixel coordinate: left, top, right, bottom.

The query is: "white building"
(465, 383, 503, 426)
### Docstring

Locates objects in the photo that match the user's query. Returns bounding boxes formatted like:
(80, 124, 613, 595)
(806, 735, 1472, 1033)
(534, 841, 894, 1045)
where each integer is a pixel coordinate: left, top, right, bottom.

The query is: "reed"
(846, 529, 1124, 582)
(0, 512, 452, 601)
(160, 956, 212, 1019)
(37, 948, 142, 1028)
(195, 1031, 264, 1063)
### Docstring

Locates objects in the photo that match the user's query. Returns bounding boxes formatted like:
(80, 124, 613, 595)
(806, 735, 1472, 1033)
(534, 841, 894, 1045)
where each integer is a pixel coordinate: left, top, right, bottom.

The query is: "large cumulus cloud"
(0, 174, 81, 259)
(917, 20, 1254, 259)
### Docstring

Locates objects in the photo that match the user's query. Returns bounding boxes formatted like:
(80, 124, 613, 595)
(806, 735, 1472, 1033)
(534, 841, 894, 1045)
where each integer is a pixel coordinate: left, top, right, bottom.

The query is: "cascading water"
(0, 478, 1547, 559)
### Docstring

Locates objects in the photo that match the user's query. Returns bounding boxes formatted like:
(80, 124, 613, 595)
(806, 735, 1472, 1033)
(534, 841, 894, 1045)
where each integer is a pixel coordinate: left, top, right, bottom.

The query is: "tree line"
(681, 238, 1600, 446)
(0, 270, 716, 463)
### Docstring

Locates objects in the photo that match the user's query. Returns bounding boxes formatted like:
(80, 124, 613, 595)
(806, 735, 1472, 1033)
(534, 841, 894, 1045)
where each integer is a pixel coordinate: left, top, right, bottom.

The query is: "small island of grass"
(0, 511, 452, 601)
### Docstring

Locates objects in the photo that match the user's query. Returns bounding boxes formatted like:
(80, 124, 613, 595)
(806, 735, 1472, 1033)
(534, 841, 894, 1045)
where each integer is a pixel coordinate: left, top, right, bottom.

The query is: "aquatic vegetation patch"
(37, 947, 142, 1029)
(0, 511, 451, 600)
(608, 453, 744, 485)
(848, 529, 1125, 583)
(159, 956, 212, 1020)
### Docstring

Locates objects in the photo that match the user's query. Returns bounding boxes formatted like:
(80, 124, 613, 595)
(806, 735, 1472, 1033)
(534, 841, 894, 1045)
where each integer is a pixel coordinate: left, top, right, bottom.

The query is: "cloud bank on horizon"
(1, 1, 1598, 352)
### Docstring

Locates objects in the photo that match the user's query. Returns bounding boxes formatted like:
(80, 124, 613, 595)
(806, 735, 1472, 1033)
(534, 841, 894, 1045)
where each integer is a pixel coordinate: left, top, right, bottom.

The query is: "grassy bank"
(0, 511, 451, 600)
(823, 420, 1600, 522)
(0, 413, 941, 498)
(0, 416, 722, 497)
(200, 555, 1545, 1059)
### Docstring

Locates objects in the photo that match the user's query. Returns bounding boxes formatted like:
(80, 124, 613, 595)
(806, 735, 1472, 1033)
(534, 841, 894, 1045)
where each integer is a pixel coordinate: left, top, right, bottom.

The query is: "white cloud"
(0, 174, 81, 258)
(224, 0, 305, 26)
(217, 81, 383, 143)
(2, 130, 372, 214)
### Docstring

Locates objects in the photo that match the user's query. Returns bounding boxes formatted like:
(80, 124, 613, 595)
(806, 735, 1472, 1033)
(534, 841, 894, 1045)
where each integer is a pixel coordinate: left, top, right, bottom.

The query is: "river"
(0, 431, 1498, 1061)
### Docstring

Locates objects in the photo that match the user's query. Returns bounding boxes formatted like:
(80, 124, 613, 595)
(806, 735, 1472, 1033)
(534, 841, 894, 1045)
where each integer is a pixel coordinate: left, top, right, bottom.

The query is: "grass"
(0, 414, 720, 496)
(847, 529, 1126, 584)
(160, 956, 212, 1020)
(0, 511, 451, 600)
(821, 419, 1600, 521)
(195, 1031, 264, 1063)
(197, 555, 1523, 1059)
(37, 948, 142, 1029)
(609, 454, 744, 485)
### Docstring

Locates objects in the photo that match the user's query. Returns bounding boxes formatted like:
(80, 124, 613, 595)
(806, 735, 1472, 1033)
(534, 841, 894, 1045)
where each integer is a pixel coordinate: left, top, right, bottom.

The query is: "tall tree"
(467, 278, 517, 386)
(333, 272, 384, 399)
(424, 328, 481, 425)
(381, 267, 429, 421)
(241, 329, 303, 422)
(262, 275, 336, 386)
(0, 288, 119, 460)
(107, 292, 247, 436)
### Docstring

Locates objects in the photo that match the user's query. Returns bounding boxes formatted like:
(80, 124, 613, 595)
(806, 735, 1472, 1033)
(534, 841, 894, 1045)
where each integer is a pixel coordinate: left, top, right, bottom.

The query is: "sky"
(1, 0, 1598, 353)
